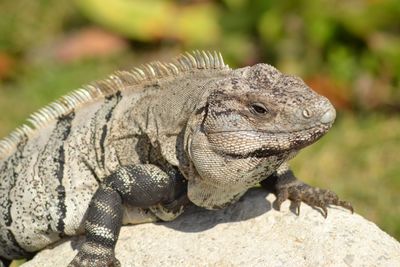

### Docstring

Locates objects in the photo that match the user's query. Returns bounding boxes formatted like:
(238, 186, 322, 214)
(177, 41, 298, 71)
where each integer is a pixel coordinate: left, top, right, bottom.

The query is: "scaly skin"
(0, 51, 352, 266)
(261, 164, 353, 218)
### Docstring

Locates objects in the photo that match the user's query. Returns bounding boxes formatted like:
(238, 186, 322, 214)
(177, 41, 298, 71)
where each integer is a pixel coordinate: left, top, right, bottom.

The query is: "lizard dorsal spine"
(0, 51, 229, 161)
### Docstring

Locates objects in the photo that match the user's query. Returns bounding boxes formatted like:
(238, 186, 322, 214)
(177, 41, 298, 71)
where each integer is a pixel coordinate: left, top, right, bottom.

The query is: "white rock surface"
(23, 189, 400, 267)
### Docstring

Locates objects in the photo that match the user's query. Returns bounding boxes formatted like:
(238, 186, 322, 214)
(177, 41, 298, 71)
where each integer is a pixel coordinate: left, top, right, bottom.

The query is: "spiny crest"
(0, 50, 229, 160)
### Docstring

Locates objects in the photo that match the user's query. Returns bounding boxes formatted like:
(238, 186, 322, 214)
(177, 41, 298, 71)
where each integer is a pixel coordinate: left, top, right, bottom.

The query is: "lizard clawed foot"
(273, 182, 353, 218)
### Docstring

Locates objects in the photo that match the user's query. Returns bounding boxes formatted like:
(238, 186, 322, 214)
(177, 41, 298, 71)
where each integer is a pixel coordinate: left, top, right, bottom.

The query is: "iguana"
(0, 51, 353, 267)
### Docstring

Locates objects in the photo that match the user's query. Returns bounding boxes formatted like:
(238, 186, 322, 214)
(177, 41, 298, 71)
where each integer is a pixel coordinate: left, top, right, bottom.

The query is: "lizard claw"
(291, 200, 301, 216)
(337, 200, 354, 214)
(273, 182, 353, 218)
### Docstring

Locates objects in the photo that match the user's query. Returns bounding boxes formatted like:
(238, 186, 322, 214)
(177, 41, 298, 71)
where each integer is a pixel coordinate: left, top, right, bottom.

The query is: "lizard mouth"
(206, 122, 331, 135)
(206, 123, 330, 159)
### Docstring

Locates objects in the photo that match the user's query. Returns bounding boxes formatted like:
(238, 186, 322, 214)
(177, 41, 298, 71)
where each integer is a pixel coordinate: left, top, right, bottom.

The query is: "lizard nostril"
(302, 109, 312, 118)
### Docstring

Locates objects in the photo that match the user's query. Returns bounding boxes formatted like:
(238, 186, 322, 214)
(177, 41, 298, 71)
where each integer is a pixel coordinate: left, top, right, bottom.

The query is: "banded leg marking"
(69, 164, 187, 267)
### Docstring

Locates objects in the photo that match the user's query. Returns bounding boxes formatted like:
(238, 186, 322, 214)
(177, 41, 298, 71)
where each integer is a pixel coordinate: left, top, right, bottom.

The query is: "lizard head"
(201, 63, 336, 156)
(184, 63, 336, 209)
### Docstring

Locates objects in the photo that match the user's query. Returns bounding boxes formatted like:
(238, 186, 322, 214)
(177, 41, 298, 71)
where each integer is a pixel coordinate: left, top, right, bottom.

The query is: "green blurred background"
(0, 0, 399, 258)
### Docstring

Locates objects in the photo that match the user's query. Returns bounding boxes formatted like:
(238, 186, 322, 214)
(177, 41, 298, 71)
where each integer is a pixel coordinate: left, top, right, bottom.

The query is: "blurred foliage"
(0, 0, 399, 253)
(223, 0, 400, 111)
(0, 1, 79, 55)
(1, 0, 399, 110)
(74, 0, 220, 46)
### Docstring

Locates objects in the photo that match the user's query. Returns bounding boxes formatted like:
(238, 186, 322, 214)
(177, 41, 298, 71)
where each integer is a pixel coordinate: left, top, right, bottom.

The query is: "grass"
(0, 55, 399, 242)
(0, 56, 130, 137)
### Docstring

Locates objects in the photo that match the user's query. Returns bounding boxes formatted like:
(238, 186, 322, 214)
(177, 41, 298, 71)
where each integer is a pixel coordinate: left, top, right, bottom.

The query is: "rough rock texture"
(23, 189, 400, 267)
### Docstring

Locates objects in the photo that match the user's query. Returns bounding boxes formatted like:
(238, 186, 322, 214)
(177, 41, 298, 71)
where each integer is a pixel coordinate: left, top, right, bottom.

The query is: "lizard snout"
(320, 105, 336, 124)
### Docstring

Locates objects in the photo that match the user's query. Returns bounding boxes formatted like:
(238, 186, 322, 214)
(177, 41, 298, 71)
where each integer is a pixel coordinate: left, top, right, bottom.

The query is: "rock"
(23, 189, 400, 267)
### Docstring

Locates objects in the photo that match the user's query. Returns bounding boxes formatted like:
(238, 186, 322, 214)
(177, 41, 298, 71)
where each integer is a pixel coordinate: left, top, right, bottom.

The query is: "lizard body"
(0, 51, 352, 266)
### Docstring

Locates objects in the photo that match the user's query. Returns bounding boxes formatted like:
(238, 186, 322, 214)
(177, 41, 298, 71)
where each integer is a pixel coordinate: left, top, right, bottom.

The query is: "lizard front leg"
(260, 163, 353, 218)
(68, 164, 187, 267)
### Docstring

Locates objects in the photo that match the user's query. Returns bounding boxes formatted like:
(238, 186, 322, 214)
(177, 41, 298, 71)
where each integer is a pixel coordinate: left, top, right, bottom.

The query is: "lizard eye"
(250, 102, 268, 115)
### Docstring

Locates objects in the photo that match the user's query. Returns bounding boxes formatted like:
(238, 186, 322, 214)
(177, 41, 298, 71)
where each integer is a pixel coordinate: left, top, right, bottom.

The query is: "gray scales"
(0, 51, 353, 267)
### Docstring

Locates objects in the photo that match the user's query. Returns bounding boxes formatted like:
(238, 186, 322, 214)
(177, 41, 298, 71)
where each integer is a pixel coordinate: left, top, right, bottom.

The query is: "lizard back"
(0, 51, 230, 259)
